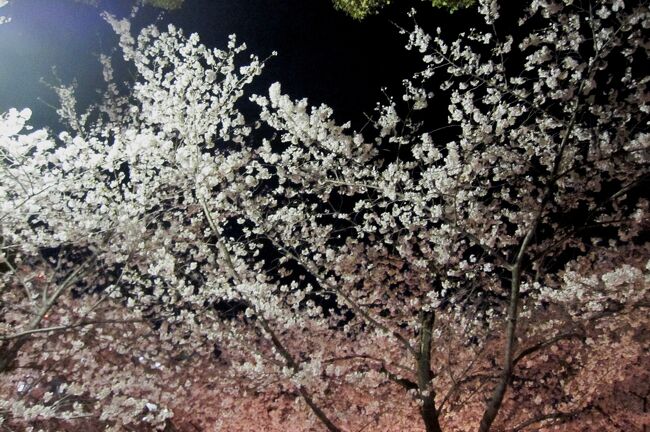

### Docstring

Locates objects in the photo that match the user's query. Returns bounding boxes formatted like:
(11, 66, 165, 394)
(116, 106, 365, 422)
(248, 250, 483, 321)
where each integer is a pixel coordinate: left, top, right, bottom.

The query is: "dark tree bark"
(417, 311, 443, 432)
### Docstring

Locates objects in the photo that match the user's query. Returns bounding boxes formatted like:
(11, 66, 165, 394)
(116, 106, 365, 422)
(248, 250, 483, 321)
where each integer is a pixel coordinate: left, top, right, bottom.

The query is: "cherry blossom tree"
(1, 0, 648, 430)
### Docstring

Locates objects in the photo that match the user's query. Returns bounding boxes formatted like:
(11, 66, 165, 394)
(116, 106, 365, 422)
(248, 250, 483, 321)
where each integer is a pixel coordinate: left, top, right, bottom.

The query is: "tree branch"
(201, 200, 342, 432)
(0, 318, 146, 341)
(267, 234, 418, 357)
(478, 84, 583, 432)
(511, 408, 585, 432)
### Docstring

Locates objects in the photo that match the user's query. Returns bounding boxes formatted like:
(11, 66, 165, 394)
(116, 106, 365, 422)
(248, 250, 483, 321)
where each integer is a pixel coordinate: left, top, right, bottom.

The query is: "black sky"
(0, 0, 471, 129)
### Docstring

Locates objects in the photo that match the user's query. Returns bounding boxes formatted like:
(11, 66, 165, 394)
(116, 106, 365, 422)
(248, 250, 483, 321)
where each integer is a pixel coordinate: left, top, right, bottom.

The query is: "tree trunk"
(478, 257, 526, 432)
(421, 395, 443, 432)
(417, 311, 443, 432)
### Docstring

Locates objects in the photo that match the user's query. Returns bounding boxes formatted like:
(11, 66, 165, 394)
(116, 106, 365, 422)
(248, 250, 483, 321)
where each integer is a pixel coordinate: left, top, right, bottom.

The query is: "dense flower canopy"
(0, 0, 648, 431)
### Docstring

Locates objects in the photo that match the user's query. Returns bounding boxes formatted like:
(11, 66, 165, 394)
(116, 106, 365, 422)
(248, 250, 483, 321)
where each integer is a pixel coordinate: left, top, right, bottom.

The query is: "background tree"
(1, 0, 648, 431)
(142, 0, 184, 10)
(71, 0, 184, 10)
(332, 0, 475, 20)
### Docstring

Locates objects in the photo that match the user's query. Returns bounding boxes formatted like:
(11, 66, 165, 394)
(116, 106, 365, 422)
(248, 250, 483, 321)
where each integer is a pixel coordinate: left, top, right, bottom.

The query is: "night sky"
(0, 0, 471, 130)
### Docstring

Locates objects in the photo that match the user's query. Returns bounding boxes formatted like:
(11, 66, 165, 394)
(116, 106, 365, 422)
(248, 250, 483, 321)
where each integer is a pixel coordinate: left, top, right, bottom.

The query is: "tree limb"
(511, 408, 586, 432)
